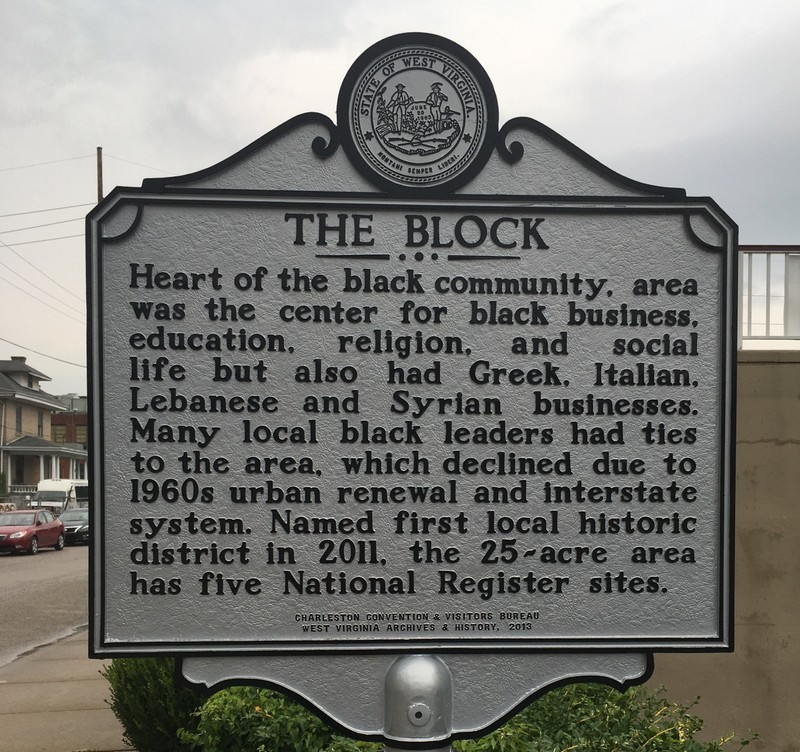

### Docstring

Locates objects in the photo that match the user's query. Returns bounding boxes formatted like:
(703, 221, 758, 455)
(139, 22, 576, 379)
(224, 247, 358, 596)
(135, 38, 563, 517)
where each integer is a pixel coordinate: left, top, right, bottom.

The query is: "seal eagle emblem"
(338, 33, 498, 193)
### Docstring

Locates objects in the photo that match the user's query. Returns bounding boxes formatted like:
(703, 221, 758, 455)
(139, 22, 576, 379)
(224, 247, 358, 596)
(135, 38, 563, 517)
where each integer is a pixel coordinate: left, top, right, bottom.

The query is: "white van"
(30, 479, 89, 513)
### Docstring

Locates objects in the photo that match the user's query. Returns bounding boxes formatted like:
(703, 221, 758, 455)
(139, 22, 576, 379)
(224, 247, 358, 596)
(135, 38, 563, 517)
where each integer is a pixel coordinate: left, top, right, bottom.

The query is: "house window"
(52, 425, 67, 442)
(15, 405, 22, 433)
(37, 410, 44, 438)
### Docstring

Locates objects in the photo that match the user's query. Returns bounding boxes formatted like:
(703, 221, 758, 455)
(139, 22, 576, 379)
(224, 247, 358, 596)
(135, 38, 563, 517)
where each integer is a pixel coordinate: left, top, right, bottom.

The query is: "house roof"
(5, 435, 87, 457)
(0, 358, 50, 381)
(0, 371, 67, 411)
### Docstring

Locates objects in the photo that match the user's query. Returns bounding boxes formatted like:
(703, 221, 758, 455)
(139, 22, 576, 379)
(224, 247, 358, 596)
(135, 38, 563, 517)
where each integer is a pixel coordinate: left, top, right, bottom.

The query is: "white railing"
(8, 485, 36, 497)
(740, 246, 800, 349)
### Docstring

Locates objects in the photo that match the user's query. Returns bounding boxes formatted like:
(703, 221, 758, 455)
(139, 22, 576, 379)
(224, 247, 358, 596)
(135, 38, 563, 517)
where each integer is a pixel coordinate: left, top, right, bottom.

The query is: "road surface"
(0, 545, 89, 666)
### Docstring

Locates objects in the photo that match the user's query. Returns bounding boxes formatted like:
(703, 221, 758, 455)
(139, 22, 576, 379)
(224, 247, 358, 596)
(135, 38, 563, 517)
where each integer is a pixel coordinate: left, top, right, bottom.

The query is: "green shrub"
(179, 682, 755, 752)
(456, 684, 756, 752)
(102, 657, 205, 751)
(103, 656, 755, 752)
(177, 686, 337, 752)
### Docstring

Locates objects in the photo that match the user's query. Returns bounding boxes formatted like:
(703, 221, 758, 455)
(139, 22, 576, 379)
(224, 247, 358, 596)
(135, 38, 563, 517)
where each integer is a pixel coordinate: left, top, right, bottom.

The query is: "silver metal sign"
(88, 32, 735, 743)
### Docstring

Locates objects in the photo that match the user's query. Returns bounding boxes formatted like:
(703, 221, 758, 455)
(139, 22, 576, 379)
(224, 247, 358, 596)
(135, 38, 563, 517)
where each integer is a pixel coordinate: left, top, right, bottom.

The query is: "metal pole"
(384, 655, 453, 752)
(96, 146, 103, 203)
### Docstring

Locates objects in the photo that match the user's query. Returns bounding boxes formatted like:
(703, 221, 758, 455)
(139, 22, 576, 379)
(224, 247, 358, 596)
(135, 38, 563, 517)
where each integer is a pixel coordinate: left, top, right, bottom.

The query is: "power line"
(0, 203, 93, 219)
(0, 152, 174, 176)
(0, 273, 85, 325)
(0, 239, 84, 302)
(105, 154, 174, 174)
(0, 155, 94, 173)
(0, 337, 86, 368)
(0, 260, 85, 315)
(2, 234, 84, 246)
(0, 217, 83, 235)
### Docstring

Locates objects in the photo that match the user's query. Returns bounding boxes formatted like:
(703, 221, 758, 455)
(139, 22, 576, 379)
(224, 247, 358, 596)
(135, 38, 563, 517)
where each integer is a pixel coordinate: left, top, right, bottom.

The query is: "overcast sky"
(1, 0, 798, 395)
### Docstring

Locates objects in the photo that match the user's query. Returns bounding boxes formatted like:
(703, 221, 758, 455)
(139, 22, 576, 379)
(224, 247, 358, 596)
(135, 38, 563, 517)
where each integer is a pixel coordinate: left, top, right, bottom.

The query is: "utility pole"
(96, 146, 103, 203)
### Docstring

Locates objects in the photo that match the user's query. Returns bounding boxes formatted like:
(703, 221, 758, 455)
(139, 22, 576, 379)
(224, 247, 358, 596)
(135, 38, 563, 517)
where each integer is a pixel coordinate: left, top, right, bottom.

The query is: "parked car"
(0, 510, 65, 554)
(59, 508, 90, 545)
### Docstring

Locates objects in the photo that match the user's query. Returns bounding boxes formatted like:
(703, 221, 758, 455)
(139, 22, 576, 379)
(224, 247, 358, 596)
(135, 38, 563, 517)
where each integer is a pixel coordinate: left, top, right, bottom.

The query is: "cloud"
(1, 0, 799, 392)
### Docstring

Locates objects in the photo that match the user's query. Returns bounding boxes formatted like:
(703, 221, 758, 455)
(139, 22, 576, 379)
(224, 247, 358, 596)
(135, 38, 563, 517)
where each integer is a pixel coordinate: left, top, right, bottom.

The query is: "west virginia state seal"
(338, 33, 498, 193)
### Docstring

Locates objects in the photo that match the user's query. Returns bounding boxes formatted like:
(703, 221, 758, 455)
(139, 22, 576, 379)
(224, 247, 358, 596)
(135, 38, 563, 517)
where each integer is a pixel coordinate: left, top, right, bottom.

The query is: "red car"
(0, 509, 65, 555)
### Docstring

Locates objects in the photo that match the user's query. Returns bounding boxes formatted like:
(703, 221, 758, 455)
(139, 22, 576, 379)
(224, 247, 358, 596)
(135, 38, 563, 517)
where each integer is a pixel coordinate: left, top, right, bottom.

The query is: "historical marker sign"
(89, 34, 734, 668)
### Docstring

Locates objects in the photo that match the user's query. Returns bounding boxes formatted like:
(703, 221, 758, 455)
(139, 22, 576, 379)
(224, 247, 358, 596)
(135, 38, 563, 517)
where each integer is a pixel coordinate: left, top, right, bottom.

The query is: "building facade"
(649, 351, 800, 750)
(0, 356, 87, 498)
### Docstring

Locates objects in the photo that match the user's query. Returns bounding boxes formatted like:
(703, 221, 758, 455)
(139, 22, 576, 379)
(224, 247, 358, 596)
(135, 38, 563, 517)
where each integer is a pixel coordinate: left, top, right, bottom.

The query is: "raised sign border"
(88, 188, 736, 658)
